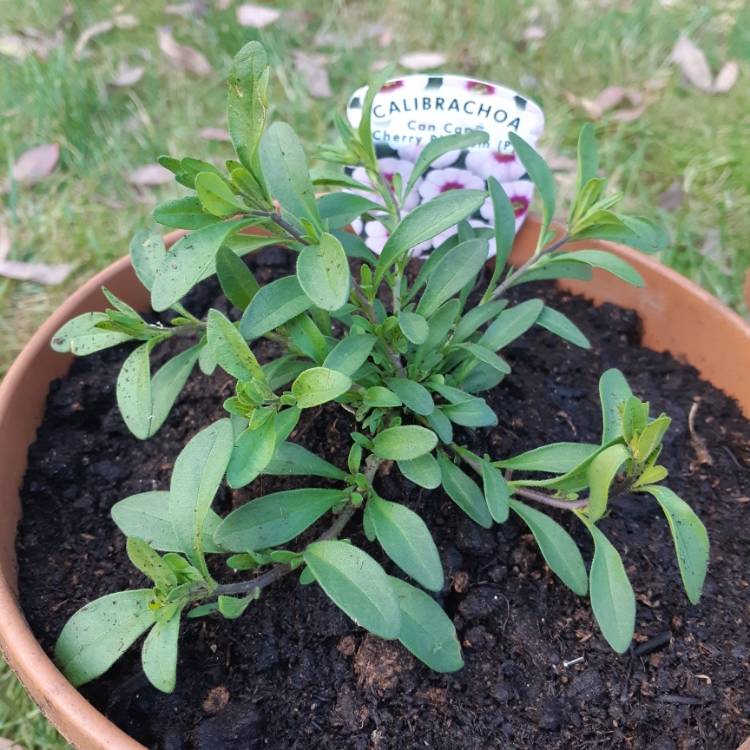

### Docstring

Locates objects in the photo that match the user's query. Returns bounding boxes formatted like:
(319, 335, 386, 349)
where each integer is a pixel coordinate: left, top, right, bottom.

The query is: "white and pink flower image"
(396, 143, 460, 170)
(480, 179, 534, 231)
(465, 149, 526, 183)
(417, 167, 485, 202)
(351, 157, 421, 212)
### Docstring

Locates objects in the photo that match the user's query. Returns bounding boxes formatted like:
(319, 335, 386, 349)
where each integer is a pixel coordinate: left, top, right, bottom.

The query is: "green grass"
(0, 0, 747, 745)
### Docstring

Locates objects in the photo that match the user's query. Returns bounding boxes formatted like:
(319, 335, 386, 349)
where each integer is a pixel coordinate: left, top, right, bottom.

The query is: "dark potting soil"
(15, 247, 750, 750)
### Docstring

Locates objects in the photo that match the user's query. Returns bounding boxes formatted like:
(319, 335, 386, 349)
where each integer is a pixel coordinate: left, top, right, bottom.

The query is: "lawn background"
(1, 0, 748, 746)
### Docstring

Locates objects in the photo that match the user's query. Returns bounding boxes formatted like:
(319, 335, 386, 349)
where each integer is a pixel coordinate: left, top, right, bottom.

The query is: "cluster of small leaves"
(52, 41, 706, 693)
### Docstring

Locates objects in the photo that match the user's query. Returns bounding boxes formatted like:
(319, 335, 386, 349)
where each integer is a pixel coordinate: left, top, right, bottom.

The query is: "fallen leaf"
(0, 738, 24, 750)
(12, 143, 60, 186)
(127, 164, 173, 187)
(610, 104, 647, 123)
(371, 59, 388, 72)
(523, 25, 546, 41)
(546, 155, 577, 172)
(0, 32, 58, 61)
(236, 4, 281, 28)
(0, 260, 72, 285)
(688, 401, 713, 467)
(74, 14, 138, 59)
(165, 1, 208, 17)
(292, 51, 332, 98)
(399, 51, 447, 70)
(712, 60, 739, 93)
(671, 35, 713, 92)
(698, 228, 730, 273)
(110, 63, 145, 88)
(0, 223, 10, 262)
(199, 127, 231, 142)
(657, 181, 685, 212)
(594, 85, 627, 112)
(157, 27, 212, 76)
(216, 0, 231, 9)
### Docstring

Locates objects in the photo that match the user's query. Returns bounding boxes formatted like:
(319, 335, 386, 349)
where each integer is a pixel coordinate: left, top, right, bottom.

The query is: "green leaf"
(226, 415, 277, 489)
(153, 196, 219, 230)
(640, 485, 708, 604)
(510, 258, 592, 286)
(404, 130, 489, 197)
(116, 343, 153, 440)
(510, 500, 588, 595)
(169, 419, 234, 572)
(357, 66, 393, 165)
(455, 343, 511, 375)
(441, 396, 497, 428)
(126, 537, 177, 591)
(582, 519, 635, 653)
(436, 453, 492, 527)
(398, 311, 429, 345)
(51, 312, 133, 355)
(599, 368, 633, 444)
(286, 314, 330, 363)
(240, 275, 312, 339)
(478, 298, 544, 351)
(388, 576, 463, 672)
(416, 238, 488, 318)
(303, 540, 400, 639)
(372, 425, 438, 461)
(452, 299, 508, 343)
(323, 334, 376, 376)
(622, 396, 649, 443)
(216, 245, 260, 310)
(195, 172, 246, 217)
(398, 453, 442, 489)
(363, 386, 402, 408)
(574, 215, 669, 254)
(481, 460, 510, 523)
(296, 233, 351, 311)
(536, 306, 591, 348)
(586, 443, 631, 522)
(207, 309, 262, 382)
(575, 123, 598, 194)
(151, 218, 255, 311)
(112, 491, 224, 553)
(634, 415, 671, 462)
(54, 590, 156, 687)
(366, 497, 443, 591)
(141, 610, 180, 693)
(385, 377, 435, 416)
(259, 122, 320, 228)
(375, 189, 486, 285)
(291, 366, 352, 408)
(508, 132, 555, 234)
(218, 593, 258, 619)
(496, 442, 600, 474)
(130, 230, 167, 290)
(215, 488, 346, 552)
(554, 250, 643, 287)
(317, 192, 384, 229)
(150, 345, 201, 435)
(265, 441, 347, 480)
(425, 408, 453, 444)
(487, 177, 516, 270)
(227, 40, 269, 172)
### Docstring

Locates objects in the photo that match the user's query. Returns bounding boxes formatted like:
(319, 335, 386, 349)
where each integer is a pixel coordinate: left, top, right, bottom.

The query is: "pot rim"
(0, 219, 748, 749)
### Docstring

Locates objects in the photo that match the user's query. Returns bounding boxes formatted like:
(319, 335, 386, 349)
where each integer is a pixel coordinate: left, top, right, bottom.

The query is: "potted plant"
(2, 42, 749, 749)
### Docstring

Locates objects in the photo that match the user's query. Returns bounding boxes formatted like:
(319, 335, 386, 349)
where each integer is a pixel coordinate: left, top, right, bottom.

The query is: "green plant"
(51, 42, 708, 693)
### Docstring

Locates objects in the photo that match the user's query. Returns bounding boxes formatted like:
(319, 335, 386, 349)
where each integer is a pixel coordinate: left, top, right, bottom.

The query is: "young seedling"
(52, 42, 707, 692)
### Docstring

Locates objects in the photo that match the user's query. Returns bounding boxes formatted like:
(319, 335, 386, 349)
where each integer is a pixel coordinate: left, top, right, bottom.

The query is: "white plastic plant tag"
(346, 74, 544, 257)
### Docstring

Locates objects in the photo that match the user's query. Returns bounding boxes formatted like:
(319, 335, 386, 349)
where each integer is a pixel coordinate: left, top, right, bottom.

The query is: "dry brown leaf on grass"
(671, 35, 740, 93)
(522, 25, 546, 41)
(157, 27, 212, 76)
(109, 63, 145, 88)
(74, 14, 138, 59)
(0, 738, 25, 750)
(12, 143, 60, 186)
(127, 163, 173, 187)
(199, 127, 231, 142)
(165, 1, 209, 17)
(0, 223, 10, 262)
(292, 51, 332, 98)
(0, 260, 72, 285)
(399, 52, 447, 71)
(565, 87, 647, 122)
(236, 4, 282, 28)
(657, 181, 686, 212)
(0, 31, 59, 61)
(712, 61, 740, 93)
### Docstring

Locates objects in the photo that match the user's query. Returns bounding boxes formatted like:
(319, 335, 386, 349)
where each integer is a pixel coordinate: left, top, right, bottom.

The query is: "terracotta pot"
(0, 217, 749, 749)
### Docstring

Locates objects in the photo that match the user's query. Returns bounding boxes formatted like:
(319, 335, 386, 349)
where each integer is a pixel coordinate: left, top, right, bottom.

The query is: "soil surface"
(16, 247, 750, 749)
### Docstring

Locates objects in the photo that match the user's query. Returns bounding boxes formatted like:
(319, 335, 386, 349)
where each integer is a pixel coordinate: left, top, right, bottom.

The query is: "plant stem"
(210, 457, 382, 600)
(489, 232, 571, 301)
